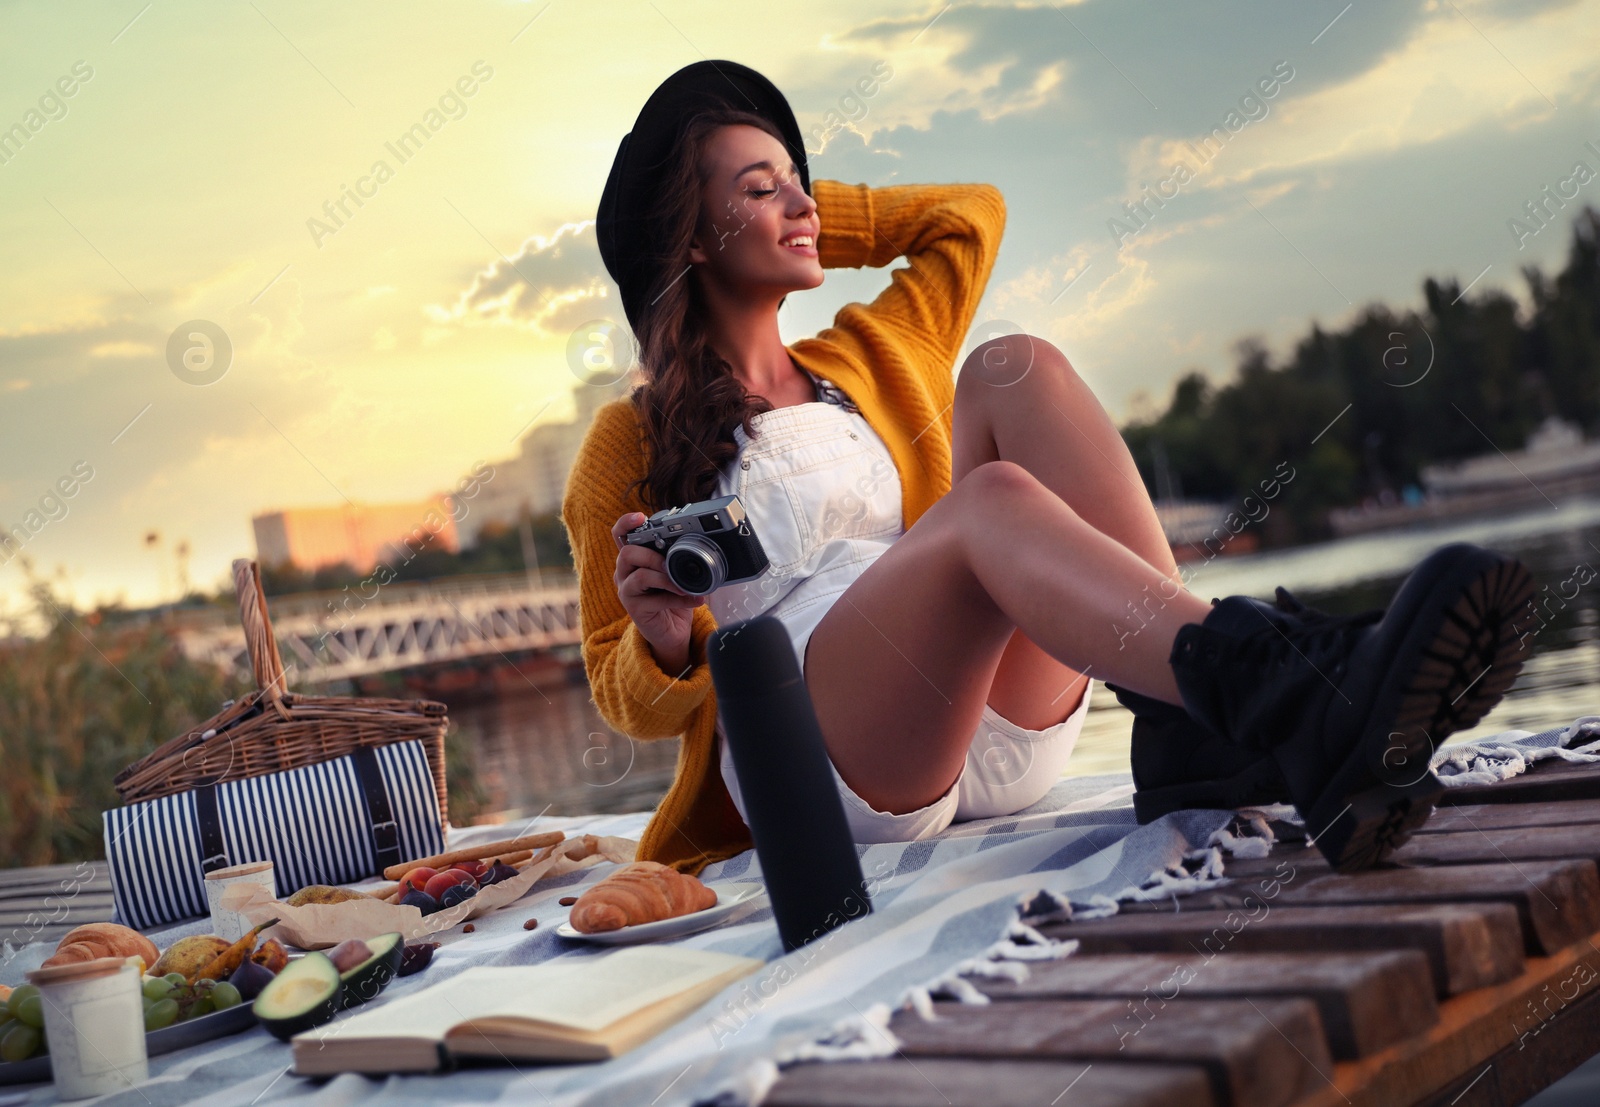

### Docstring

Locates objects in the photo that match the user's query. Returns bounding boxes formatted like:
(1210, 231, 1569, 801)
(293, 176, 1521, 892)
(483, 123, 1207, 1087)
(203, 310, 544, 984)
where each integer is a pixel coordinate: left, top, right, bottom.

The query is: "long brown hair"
(624, 108, 796, 511)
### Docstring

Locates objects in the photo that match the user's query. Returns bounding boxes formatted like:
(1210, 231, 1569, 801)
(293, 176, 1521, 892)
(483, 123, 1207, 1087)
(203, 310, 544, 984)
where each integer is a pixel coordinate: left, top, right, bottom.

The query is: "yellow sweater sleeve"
(809, 178, 1007, 370)
(560, 401, 719, 740)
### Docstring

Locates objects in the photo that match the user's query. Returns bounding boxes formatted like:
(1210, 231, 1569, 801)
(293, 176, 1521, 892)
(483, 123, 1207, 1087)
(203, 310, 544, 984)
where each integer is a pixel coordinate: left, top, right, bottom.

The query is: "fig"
(396, 941, 439, 977)
(227, 959, 275, 1002)
(439, 883, 476, 909)
(482, 861, 518, 886)
(326, 938, 373, 974)
(400, 890, 440, 915)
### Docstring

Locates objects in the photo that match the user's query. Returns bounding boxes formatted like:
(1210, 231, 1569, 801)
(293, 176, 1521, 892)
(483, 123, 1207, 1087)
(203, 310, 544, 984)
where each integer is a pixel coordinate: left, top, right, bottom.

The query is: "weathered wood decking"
(768, 761, 1600, 1107)
(0, 859, 113, 953)
(7, 761, 1600, 1104)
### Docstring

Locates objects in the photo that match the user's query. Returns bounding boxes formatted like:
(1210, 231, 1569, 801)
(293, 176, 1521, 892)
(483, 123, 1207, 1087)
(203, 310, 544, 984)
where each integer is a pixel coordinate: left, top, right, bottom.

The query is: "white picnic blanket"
(9, 713, 1583, 1107)
(1432, 716, 1600, 786)
(0, 771, 1269, 1107)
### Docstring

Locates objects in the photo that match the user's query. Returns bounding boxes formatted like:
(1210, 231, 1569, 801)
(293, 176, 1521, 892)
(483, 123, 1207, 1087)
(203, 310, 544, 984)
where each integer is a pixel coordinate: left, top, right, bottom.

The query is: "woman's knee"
(955, 459, 1056, 503)
(958, 332, 1074, 392)
(948, 460, 1078, 535)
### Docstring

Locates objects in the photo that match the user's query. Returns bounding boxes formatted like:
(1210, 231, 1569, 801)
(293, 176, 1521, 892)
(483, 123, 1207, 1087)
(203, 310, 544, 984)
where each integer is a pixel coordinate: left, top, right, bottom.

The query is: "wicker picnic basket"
(113, 558, 451, 821)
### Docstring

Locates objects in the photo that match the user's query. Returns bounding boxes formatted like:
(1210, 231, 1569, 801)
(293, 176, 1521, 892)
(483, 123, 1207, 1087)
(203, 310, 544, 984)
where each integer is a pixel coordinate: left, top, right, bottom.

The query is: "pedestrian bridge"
(174, 572, 582, 685)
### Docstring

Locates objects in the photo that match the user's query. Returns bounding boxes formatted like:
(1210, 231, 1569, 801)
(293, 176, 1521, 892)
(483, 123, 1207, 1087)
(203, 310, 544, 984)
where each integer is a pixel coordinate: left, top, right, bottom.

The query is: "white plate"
(555, 883, 766, 945)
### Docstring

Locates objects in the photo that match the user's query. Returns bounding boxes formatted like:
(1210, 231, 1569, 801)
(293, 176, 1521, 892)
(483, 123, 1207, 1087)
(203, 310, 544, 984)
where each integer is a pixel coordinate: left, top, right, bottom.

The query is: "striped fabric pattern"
(102, 740, 444, 930)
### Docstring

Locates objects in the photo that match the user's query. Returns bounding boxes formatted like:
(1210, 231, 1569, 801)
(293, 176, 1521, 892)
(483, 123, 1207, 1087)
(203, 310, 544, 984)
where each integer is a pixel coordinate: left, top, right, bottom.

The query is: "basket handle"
(232, 558, 288, 703)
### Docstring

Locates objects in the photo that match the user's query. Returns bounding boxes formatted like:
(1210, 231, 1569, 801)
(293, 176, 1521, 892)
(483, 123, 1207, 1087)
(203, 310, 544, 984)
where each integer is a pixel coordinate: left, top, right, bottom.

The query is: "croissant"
(41, 923, 161, 971)
(569, 861, 718, 933)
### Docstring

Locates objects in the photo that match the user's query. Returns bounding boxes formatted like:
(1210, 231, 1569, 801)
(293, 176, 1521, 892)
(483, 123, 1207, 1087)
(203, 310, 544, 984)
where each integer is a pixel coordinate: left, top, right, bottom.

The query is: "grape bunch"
(141, 973, 242, 1031)
(0, 985, 47, 1063)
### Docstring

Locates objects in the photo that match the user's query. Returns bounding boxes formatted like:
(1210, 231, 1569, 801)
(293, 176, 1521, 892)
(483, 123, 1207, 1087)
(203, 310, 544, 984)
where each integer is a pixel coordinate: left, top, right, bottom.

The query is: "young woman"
(565, 60, 1535, 877)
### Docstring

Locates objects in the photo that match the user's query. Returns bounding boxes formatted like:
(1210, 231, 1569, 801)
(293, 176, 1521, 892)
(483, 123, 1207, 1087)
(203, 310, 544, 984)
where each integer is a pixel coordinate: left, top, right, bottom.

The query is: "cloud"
(2, 379, 28, 393)
(427, 219, 609, 335)
(1144, 0, 1600, 194)
(88, 340, 156, 359)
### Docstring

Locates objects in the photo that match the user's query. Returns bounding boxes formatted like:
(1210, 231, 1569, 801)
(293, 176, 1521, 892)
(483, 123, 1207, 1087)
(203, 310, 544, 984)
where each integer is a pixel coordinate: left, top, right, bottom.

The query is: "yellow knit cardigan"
(560, 178, 1008, 874)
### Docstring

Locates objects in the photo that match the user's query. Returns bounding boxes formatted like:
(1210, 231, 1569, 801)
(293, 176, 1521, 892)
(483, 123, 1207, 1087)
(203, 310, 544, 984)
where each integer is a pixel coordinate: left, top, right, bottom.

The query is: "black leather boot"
(1116, 586, 1385, 823)
(1168, 542, 1535, 871)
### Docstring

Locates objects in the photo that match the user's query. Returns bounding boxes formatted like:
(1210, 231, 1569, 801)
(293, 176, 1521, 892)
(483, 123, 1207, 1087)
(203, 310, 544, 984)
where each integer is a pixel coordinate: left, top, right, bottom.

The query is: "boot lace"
(1228, 588, 1384, 670)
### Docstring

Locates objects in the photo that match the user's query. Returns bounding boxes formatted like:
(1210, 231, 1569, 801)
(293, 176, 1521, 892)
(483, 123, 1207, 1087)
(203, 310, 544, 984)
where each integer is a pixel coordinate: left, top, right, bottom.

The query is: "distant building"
(252, 497, 460, 573)
(461, 370, 638, 544)
(1155, 499, 1260, 564)
(1329, 416, 1600, 536)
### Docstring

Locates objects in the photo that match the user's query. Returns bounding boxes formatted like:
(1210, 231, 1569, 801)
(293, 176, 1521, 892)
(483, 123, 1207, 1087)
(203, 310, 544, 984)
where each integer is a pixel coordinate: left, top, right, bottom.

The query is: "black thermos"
(708, 615, 871, 951)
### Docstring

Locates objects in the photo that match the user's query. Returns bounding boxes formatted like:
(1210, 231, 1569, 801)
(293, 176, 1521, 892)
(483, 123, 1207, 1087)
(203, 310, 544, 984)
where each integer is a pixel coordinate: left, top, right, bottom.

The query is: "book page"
(471, 947, 760, 1033)
(295, 948, 761, 1045)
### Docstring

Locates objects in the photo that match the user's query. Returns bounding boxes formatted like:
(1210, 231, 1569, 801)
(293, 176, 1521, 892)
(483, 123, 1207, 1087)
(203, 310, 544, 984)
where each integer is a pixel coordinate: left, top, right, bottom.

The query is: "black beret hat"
(595, 59, 811, 335)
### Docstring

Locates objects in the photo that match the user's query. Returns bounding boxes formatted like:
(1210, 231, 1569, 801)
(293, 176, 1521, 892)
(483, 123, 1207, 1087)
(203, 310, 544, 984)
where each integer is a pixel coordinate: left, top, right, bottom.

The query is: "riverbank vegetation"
(0, 566, 487, 867)
(1122, 207, 1600, 546)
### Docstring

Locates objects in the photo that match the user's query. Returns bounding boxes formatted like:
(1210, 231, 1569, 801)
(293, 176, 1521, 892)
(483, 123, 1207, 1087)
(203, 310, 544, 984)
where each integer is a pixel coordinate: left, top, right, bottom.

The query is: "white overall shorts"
(708, 368, 1093, 842)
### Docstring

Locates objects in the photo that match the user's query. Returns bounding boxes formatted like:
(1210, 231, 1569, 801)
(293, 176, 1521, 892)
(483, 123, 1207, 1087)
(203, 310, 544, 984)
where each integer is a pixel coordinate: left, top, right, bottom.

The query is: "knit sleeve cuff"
(618, 611, 714, 723)
(813, 179, 874, 270)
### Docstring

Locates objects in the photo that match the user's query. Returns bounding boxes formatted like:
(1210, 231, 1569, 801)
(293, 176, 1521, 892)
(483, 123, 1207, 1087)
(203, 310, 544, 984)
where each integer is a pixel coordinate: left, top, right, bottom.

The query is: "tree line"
(1120, 206, 1600, 546)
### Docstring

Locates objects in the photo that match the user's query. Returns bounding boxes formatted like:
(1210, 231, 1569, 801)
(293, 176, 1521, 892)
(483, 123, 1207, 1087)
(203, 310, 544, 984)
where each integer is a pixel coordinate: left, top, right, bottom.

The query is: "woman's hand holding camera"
(612, 511, 704, 674)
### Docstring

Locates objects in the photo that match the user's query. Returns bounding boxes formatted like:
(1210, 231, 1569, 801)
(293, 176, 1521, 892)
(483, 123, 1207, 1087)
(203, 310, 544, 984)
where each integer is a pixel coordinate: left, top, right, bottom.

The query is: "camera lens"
(666, 535, 725, 595)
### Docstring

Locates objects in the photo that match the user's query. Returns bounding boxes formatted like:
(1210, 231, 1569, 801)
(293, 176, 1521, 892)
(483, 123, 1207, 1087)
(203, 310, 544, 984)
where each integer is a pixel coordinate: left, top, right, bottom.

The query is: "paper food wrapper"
(223, 834, 637, 949)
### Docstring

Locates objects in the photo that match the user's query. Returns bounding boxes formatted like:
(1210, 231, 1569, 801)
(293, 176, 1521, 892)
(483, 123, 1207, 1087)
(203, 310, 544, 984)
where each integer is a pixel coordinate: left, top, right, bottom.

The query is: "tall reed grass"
(0, 577, 486, 867)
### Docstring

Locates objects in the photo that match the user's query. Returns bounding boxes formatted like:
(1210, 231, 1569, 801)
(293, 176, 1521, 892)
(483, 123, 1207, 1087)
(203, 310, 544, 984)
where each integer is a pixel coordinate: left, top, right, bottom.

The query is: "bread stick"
(382, 831, 565, 881)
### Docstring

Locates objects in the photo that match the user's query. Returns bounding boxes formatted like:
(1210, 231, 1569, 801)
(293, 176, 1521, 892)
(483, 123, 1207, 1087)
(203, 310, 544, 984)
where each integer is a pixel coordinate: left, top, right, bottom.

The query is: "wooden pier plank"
(977, 950, 1436, 1060)
(0, 860, 117, 950)
(1182, 857, 1600, 956)
(1419, 798, 1600, 834)
(888, 997, 1332, 1107)
(1440, 758, 1600, 806)
(1287, 933, 1600, 1107)
(1393, 824, 1600, 868)
(765, 1058, 1217, 1107)
(1046, 902, 1524, 998)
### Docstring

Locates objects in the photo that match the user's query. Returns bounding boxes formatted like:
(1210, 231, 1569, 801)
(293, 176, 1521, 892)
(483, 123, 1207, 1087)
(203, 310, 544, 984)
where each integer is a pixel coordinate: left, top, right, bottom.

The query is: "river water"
(449, 497, 1600, 823)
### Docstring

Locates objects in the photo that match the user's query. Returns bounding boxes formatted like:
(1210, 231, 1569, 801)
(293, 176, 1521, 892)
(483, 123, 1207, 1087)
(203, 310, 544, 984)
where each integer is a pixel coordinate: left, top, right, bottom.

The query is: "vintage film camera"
(624, 493, 770, 596)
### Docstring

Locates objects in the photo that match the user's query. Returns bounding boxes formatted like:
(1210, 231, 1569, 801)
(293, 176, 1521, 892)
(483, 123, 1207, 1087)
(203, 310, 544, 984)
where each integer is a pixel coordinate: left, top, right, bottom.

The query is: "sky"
(2, 0, 1598, 615)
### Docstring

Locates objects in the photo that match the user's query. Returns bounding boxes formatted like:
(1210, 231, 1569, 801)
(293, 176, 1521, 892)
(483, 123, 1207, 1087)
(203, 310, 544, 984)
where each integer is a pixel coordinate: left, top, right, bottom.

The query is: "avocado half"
(338, 932, 404, 1008)
(253, 951, 343, 1041)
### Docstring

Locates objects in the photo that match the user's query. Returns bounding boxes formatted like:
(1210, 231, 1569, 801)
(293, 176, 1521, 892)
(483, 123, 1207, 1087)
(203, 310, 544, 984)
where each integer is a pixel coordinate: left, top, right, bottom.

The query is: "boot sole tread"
(1295, 548, 1535, 873)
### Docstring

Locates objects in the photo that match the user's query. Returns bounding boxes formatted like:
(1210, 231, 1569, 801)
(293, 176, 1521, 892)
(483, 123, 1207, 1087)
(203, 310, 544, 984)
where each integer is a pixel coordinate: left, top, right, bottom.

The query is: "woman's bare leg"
(951, 333, 1182, 730)
(803, 460, 1213, 815)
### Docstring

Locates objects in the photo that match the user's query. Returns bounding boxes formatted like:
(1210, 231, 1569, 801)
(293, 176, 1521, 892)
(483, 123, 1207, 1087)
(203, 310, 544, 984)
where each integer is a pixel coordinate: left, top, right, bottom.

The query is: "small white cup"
(204, 861, 276, 941)
(27, 958, 149, 1100)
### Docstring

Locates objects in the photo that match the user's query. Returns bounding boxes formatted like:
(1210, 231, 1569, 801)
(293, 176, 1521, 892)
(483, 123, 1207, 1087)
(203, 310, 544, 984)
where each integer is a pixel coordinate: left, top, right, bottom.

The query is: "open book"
(290, 946, 762, 1073)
